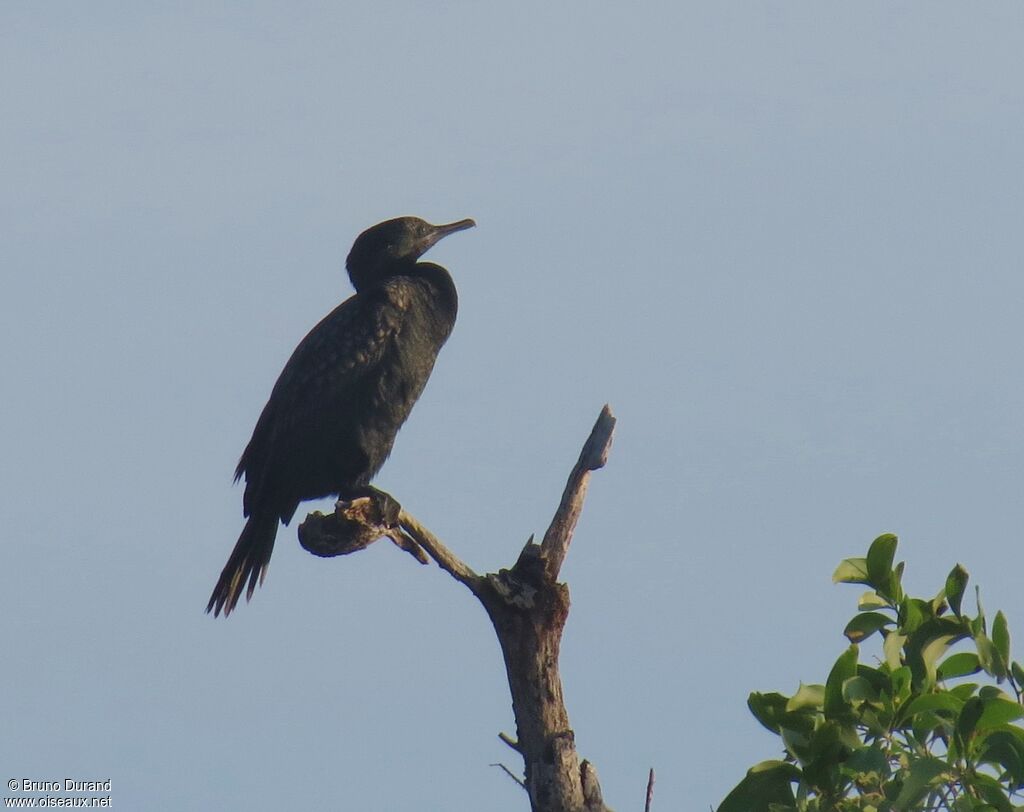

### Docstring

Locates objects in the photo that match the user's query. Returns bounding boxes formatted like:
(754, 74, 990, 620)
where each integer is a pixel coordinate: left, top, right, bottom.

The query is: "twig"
(540, 404, 616, 580)
(398, 510, 482, 595)
(645, 767, 655, 812)
(490, 762, 527, 791)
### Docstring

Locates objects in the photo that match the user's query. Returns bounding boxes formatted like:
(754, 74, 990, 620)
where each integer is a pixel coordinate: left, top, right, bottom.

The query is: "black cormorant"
(207, 216, 475, 616)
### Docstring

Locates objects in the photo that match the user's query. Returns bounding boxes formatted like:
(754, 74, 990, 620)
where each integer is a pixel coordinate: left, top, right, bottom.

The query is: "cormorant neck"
(346, 257, 416, 293)
(409, 261, 458, 319)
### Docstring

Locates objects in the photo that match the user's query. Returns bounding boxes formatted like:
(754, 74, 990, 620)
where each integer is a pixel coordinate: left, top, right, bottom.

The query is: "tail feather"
(207, 513, 279, 617)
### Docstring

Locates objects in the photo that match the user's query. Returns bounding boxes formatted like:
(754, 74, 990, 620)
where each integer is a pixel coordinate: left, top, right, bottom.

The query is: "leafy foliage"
(718, 535, 1024, 812)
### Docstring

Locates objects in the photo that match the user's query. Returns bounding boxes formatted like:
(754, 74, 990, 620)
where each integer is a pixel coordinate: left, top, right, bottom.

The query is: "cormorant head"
(346, 216, 475, 290)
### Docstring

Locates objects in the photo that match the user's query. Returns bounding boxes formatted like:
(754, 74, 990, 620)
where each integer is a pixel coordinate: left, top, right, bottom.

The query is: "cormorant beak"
(421, 218, 476, 253)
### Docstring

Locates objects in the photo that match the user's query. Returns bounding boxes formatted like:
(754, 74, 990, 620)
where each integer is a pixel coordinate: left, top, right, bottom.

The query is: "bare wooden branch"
(499, 731, 521, 752)
(298, 497, 427, 564)
(540, 404, 616, 580)
(475, 405, 616, 812)
(398, 509, 482, 595)
(296, 498, 483, 585)
(387, 527, 429, 564)
(645, 768, 655, 812)
(298, 405, 616, 812)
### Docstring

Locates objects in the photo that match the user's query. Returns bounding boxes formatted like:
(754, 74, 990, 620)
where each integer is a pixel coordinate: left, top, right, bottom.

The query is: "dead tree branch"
(540, 404, 616, 580)
(298, 405, 617, 812)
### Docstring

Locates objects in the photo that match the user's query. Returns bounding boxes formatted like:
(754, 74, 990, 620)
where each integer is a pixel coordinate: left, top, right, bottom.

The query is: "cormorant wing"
(234, 283, 411, 506)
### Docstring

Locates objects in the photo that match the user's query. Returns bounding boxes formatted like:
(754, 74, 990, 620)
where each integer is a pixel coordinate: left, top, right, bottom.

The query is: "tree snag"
(298, 405, 617, 812)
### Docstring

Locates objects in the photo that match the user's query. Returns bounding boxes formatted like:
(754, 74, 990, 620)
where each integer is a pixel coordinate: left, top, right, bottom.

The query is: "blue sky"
(3, 3, 1024, 809)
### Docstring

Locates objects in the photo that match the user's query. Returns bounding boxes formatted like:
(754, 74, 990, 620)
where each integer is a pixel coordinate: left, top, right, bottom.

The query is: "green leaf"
(957, 696, 985, 746)
(842, 742, 890, 780)
(963, 798, 1008, 812)
(884, 632, 908, 671)
(949, 682, 981, 702)
(992, 611, 1011, 665)
(825, 645, 859, 719)
(867, 532, 897, 564)
(905, 618, 969, 689)
(855, 663, 891, 694)
(949, 798, 996, 812)
(969, 771, 1016, 812)
(892, 756, 951, 810)
(977, 633, 1008, 680)
(716, 760, 799, 812)
(945, 564, 969, 618)
(747, 692, 790, 733)
(1012, 660, 1024, 687)
(900, 598, 931, 634)
(858, 590, 890, 611)
(899, 691, 964, 725)
(834, 557, 870, 585)
(972, 587, 987, 636)
(780, 725, 811, 765)
(857, 705, 888, 738)
(890, 666, 912, 702)
(786, 683, 825, 713)
(801, 720, 856, 789)
(842, 675, 877, 705)
(844, 612, 893, 643)
(920, 635, 961, 688)
(912, 709, 954, 752)
(976, 696, 1024, 730)
(867, 533, 898, 589)
(977, 728, 1024, 785)
(938, 652, 982, 681)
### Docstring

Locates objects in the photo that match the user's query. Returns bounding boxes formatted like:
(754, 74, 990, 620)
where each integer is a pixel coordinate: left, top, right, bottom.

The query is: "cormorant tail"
(206, 512, 278, 617)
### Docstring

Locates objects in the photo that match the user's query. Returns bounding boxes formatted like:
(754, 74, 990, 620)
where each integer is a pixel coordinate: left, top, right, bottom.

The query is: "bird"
(207, 215, 475, 617)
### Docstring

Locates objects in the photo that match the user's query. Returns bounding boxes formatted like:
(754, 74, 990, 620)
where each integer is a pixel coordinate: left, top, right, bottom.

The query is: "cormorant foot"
(366, 487, 402, 527)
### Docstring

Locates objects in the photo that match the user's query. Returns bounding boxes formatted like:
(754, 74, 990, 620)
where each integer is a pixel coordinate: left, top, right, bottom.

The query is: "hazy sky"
(3, 3, 1024, 810)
